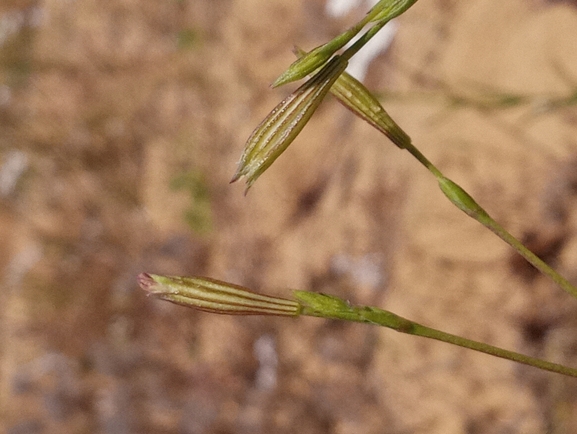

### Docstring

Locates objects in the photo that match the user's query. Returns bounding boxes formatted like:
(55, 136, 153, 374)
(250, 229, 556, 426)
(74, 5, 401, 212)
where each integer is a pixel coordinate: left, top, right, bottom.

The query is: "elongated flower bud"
(231, 55, 348, 192)
(330, 70, 410, 149)
(138, 273, 300, 316)
(293, 46, 410, 149)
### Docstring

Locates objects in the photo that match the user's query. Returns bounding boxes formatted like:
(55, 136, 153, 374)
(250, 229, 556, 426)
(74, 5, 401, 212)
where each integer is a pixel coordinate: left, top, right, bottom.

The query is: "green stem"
(410, 321, 577, 378)
(351, 74, 577, 299)
(403, 141, 443, 178)
(272, 3, 390, 87)
(140, 275, 577, 378)
(341, 20, 389, 62)
(435, 175, 577, 299)
(295, 291, 577, 378)
(475, 206, 577, 298)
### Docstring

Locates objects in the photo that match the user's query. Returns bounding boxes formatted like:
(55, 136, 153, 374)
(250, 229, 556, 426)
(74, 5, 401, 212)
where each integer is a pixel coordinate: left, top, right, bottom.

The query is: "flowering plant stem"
(290, 30, 577, 300)
(138, 273, 577, 378)
(295, 291, 577, 378)
(140, 0, 577, 380)
(393, 140, 577, 300)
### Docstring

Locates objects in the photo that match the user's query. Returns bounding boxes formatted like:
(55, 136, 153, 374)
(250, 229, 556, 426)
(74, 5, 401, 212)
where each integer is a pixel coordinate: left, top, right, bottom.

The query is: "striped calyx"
(138, 273, 300, 316)
(231, 55, 348, 192)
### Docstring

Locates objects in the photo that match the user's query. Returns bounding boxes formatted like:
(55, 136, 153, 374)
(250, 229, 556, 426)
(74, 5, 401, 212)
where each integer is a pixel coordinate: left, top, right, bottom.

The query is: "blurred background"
(1, 0, 577, 432)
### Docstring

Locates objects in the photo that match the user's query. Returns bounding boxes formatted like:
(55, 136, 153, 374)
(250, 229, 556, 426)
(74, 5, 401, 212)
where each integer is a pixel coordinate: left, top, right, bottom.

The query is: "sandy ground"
(1, 0, 577, 433)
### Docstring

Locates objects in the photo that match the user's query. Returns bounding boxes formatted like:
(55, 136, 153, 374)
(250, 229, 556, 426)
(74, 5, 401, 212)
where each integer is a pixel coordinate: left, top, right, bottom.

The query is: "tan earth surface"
(1, 0, 577, 433)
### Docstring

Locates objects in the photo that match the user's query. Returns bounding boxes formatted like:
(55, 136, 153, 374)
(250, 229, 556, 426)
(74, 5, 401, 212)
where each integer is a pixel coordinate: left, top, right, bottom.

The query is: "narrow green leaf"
(293, 291, 352, 315)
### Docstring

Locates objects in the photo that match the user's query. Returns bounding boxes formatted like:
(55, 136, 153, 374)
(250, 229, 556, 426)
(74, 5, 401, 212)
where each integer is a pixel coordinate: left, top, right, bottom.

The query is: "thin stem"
(390, 136, 577, 299)
(341, 20, 388, 62)
(333, 38, 577, 299)
(412, 321, 577, 378)
(476, 210, 577, 299)
(402, 141, 443, 178)
(434, 174, 577, 299)
(295, 291, 577, 378)
(140, 275, 577, 377)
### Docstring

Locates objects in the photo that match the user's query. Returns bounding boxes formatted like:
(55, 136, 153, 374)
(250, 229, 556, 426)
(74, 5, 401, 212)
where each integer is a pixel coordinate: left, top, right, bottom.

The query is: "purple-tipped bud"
(138, 273, 300, 316)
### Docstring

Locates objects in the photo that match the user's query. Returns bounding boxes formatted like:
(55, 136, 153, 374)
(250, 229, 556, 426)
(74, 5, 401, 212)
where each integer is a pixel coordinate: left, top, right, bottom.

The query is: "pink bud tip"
(137, 273, 156, 293)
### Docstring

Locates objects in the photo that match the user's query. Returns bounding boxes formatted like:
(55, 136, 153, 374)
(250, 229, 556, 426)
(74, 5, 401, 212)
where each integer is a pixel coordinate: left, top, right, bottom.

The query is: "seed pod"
(231, 55, 348, 192)
(138, 273, 300, 316)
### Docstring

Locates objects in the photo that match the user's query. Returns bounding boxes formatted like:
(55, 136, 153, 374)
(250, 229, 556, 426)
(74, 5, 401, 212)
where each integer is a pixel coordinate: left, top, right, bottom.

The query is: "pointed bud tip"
(230, 163, 246, 184)
(137, 273, 156, 293)
(272, 58, 307, 87)
(271, 75, 289, 88)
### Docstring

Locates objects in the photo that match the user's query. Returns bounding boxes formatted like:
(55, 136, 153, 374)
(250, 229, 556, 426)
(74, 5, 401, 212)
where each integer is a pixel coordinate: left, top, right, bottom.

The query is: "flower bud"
(231, 55, 348, 191)
(293, 46, 410, 149)
(138, 273, 300, 316)
(330, 70, 411, 149)
(273, 43, 336, 88)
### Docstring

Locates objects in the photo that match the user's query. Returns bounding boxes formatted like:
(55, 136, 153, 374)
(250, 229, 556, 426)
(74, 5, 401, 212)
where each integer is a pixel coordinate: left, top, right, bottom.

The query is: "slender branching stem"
(139, 274, 577, 378)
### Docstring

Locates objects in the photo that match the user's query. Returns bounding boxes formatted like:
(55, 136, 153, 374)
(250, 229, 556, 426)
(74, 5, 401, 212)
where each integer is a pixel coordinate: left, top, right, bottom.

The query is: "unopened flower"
(272, 0, 419, 87)
(293, 46, 410, 149)
(231, 55, 348, 192)
(330, 69, 410, 149)
(138, 273, 300, 316)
